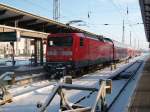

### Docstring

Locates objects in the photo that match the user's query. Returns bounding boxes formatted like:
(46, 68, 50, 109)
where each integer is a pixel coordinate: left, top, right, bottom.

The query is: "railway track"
(49, 59, 131, 80)
(10, 61, 139, 97)
(59, 60, 144, 112)
(106, 60, 144, 112)
(11, 81, 55, 97)
(0, 58, 143, 111)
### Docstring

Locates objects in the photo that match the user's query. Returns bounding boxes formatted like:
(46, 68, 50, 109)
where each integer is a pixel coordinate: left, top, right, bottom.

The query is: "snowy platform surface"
(15, 66, 43, 72)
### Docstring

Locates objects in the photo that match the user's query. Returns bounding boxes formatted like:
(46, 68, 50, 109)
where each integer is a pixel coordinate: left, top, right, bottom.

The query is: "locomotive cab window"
(48, 36, 73, 47)
(98, 36, 104, 42)
(80, 37, 84, 46)
(49, 41, 53, 46)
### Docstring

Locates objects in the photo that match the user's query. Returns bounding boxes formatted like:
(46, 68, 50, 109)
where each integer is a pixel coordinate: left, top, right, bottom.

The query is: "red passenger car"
(103, 38, 129, 62)
(45, 33, 137, 77)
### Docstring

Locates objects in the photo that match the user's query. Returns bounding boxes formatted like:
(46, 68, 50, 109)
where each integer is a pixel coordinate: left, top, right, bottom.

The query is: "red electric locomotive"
(45, 33, 113, 77)
(45, 32, 135, 78)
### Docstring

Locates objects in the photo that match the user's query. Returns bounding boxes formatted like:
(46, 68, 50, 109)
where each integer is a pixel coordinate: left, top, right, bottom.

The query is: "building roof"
(0, 3, 101, 38)
(139, 0, 150, 42)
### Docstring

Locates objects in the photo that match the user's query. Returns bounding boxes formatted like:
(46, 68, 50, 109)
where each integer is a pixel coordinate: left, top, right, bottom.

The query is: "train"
(45, 32, 140, 78)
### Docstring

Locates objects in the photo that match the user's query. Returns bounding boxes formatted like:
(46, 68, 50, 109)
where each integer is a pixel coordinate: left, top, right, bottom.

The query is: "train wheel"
(84, 67, 90, 74)
(80, 69, 85, 75)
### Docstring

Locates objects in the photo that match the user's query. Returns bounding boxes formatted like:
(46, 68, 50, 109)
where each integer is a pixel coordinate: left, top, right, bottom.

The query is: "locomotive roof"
(104, 37, 134, 49)
(48, 32, 104, 40)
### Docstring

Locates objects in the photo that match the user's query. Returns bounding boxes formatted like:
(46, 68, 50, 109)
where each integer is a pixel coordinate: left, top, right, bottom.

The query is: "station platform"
(128, 57, 150, 112)
(0, 64, 45, 76)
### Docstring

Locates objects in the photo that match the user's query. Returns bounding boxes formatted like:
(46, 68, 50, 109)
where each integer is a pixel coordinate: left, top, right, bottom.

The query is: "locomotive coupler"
(55, 67, 66, 78)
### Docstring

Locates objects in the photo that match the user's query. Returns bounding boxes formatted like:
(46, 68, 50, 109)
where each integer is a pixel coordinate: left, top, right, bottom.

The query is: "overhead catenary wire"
(108, 0, 125, 18)
(108, 0, 145, 48)
(1, 0, 146, 48)
(21, 0, 53, 18)
(24, 0, 53, 12)
(14, 0, 73, 21)
(107, 0, 127, 44)
(125, 4, 144, 49)
(1, 0, 53, 19)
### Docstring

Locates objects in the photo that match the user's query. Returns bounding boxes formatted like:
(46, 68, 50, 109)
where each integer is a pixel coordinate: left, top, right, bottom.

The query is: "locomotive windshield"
(48, 36, 73, 47)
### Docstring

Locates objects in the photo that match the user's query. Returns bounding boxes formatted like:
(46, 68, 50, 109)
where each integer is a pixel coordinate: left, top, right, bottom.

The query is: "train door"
(78, 37, 87, 67)
(73, 34, 87, 68)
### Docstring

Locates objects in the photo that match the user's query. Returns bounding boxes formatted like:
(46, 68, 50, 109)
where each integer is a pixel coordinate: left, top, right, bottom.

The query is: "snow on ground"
(5, 60, 30, 66)
(15, 66, 43, 72)
(0, 58, 8, 65)
(0, 53, 149, 112)
(0, 56, 46, 67)
(107, 53, 150, 112)
(0, 57, 30, 67)
(9, 80, 55, 96)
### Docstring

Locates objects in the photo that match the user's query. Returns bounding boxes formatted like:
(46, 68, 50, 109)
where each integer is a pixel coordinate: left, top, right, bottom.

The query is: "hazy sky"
(0, 0, 149, 49)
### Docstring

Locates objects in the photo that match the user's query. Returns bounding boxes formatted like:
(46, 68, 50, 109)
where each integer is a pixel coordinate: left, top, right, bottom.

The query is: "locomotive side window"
(48, 36, 73, 47)
(80, 37, 84, 46)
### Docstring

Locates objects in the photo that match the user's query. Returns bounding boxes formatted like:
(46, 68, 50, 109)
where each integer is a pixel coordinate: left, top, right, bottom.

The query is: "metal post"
(53, 0, 60, 21)
(40, 39, 43, 65)
(12, 42, 15, 66)
(10, 42, 15, 66)
(25, 39, 28, 55)
(34, 39, 38, 65)
(111, 41, 116, 70)
(130, 31, 132, 46)
(138, 40, 139, 49)
(15, 20, 18, 56)
(134, 38, 136, 49)
(122, 19, 125, 44)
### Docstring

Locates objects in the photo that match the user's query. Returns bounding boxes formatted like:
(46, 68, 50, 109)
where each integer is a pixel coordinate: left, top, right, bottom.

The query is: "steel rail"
(71, 61, 141, 107)
(110, 61, 139, 80)
(106, 60, 144, 112)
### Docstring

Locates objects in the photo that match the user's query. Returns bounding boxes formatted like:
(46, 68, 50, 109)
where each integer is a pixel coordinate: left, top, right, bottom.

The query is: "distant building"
(0, 38, 34, 57)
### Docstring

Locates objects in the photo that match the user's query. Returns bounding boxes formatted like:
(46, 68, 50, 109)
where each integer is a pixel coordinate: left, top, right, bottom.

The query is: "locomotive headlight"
(69, 58, 72, 61)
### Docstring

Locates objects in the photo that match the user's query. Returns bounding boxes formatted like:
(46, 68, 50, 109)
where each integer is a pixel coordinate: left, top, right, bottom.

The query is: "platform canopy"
(139, 0, 150, 42)
(0, 3, 100, 39)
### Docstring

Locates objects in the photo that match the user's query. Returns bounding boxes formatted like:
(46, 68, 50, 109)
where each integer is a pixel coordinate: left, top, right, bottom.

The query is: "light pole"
(122, 19, 125, 44)
(129, 22, 143, 48)
(130, 31, 132, 46)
